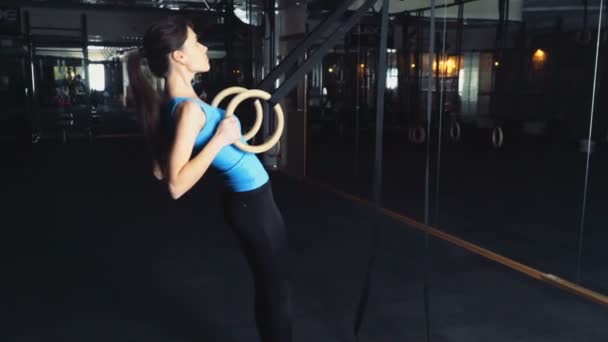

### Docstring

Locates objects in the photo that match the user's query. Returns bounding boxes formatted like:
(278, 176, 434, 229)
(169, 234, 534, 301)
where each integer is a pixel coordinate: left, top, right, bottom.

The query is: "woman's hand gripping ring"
(224, 89, 284, 154)
(211, 86, 263, 142)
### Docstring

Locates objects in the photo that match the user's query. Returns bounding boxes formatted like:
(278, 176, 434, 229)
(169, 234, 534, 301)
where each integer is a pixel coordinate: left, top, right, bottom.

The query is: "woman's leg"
(223, 184, 292, 342)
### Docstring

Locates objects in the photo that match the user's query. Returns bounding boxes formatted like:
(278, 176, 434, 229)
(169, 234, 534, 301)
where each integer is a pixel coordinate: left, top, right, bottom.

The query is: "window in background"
(88, 63, 105, 91)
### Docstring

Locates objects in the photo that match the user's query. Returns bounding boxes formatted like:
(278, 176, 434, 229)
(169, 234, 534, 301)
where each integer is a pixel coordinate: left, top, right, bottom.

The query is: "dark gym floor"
(5, 138, 607, 341)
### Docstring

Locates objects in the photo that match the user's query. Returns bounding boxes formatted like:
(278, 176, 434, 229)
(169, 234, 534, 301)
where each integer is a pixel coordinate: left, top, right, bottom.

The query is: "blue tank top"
(168, 97, 269, 192)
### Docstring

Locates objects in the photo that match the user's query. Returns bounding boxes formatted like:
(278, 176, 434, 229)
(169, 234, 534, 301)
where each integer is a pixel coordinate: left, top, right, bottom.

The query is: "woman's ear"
(170, 50, 186, 65)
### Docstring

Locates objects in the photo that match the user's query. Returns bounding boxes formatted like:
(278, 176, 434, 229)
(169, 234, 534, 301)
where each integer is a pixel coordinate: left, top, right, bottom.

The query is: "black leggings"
(221, 181, 292, 342)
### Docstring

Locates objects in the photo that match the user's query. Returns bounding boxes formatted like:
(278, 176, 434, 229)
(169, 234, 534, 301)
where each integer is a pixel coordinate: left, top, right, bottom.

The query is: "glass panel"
(581, 0, 607, 295)
(305, 24, 376, 200)
(303, 13, 430, 339)
(380, 12, 432, 222)
(428, 0, 608, 340)
(432, 0, 597, 288)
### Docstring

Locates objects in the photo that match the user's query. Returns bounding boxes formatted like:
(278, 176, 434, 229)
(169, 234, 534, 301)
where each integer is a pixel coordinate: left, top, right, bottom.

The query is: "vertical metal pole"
(490, 0, 506, 121)
(373, 0, 389, 204)
(248, 0, 255, 87)
(354, 24, 361, 178)
(516, 21, 526, 118)
(25, 11, 39, 138)
(434, 0, 449, 229)
(415, 11, 424, 123)
(425, 6, 437, 225)
(577, 0, 604, 285)
(424, 1, 438, 341)
(25, 12, 36, 101)
(456, 2, 464, 89)
(302, 50, 308, 178)
(270, 1, 277, 131)
(434, 34, 441, 132)
(401, 15, 410, 126)
(81, 13, 91, 107)
(551, 17, 563, 120)
(262, 0, 277, 167)
(354, 0, 389, 339)
(505, 0, 510, 40)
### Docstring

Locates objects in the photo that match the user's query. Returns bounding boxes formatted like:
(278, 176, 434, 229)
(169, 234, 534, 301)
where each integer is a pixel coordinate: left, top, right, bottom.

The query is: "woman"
(127, 15, 292, 342)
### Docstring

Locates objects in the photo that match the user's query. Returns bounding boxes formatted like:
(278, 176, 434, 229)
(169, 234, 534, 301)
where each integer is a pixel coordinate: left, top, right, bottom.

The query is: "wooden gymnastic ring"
(449, 120, 461, 143)
(211, 86, 263, 141)
(412, 125, 426, 144)
(225, 89, 284, 154)
(492, 126, 504, 148)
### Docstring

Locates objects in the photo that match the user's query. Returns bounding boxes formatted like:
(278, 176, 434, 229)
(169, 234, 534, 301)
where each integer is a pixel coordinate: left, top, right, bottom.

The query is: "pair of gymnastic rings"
(211, 87, 284, 154)
(214, 87, 508, 153)
(407, 121, 462, 145)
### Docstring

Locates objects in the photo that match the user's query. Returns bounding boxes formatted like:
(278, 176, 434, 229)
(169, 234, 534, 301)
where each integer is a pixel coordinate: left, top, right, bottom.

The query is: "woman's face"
(176, 26, 210, 73)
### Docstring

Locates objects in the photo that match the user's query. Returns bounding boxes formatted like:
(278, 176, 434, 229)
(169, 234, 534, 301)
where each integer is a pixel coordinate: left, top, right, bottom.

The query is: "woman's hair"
(126, 15, 193, 178)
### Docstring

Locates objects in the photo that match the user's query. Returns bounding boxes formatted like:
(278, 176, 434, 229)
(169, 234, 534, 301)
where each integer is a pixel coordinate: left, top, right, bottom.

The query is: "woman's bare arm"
(166, 101, 240, 199)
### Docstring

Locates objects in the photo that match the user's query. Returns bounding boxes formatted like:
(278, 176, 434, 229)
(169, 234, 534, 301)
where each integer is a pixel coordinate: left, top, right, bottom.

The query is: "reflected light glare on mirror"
(532, 49, 547, 69)
(432, 56, 459, 77)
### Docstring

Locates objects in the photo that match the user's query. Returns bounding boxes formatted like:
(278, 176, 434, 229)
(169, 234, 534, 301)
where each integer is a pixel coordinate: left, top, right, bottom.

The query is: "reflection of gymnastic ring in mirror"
(411, 125, 426, 144)
(449, 120, 461, 143)
(225, 89, 284, 154)
(492, 126, 504, 149)
(576, 29, 592, 46)
(407, 127, 416, 142)
(211, 86, 263, 141)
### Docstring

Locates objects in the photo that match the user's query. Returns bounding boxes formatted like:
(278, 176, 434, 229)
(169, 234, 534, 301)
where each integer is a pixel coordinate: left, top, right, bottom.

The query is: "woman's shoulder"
(177, 97, 223, 112)
(168, 97, 225, 123)
(171, 99, 206, 123)
(169, 97, 205, 113)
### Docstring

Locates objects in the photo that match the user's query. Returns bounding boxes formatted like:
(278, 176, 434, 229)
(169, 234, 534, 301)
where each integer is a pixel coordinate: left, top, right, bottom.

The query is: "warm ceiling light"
(533, 49, 547, 62)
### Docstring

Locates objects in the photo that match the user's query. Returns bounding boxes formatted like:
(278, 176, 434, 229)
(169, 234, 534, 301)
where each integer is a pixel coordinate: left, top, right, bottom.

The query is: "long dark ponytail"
(126, 15, 193, 178)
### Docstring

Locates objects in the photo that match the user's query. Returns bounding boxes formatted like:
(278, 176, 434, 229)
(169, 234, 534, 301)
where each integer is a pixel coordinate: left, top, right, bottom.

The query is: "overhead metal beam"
(405, 0, 480, 13)
(257, 0, 361, 93)
(0, 0, 212, 13)
(263, 0, 376, 105)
